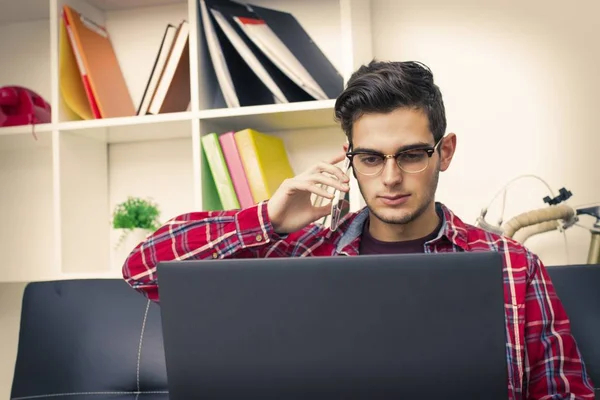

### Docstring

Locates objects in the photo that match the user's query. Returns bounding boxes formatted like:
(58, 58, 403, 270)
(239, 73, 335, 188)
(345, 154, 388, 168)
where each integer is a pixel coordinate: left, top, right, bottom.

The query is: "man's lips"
(378, 194, 411, 206)
(378, 194, 410, 200)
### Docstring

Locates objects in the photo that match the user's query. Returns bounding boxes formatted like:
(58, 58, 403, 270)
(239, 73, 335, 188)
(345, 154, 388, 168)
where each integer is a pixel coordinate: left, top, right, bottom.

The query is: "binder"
(199, 0, 275, 107)
(218, 131, 255, 209)
(199, 0, 239, 108)
(59, 16, 95, 120)
(234, 128, 295, 203)
(209, 6, 288, 104)
(62, 5, 135, 118)
(245, 3, 344, 100)
(207, 0, 315, 104)
(201, 133, 241, 210)
(201, 144, 224, 211)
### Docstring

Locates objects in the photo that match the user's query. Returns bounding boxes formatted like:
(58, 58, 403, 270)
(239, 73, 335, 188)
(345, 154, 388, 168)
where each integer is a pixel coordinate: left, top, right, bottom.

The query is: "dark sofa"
(10, 279, 168, 400)
(10, 264, 599, 399)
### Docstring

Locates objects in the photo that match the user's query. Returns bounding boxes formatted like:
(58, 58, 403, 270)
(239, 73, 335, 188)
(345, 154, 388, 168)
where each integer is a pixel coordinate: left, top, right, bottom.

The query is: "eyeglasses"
(346, 138, 443, 176)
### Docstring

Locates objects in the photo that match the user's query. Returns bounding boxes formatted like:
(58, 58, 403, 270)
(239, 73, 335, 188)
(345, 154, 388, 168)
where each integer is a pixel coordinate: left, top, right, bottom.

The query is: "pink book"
(219, 131, 255, 209)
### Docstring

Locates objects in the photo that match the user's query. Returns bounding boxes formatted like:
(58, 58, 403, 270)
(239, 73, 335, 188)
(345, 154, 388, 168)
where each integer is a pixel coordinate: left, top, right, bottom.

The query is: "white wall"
(371, 0, 600, 266)
(0, 283, 26, 398)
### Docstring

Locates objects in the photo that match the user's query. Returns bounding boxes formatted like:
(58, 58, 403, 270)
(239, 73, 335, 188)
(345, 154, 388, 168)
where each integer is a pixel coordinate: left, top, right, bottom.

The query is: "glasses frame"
(345, 137, 443, 176)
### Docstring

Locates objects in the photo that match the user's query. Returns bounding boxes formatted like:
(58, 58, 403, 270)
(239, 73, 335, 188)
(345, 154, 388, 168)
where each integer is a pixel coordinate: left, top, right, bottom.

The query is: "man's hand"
(267, 152, 350, 234)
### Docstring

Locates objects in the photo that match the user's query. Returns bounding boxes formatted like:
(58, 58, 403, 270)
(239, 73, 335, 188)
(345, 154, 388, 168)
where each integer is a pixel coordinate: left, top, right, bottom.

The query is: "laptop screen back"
(157, 251, 508, 400)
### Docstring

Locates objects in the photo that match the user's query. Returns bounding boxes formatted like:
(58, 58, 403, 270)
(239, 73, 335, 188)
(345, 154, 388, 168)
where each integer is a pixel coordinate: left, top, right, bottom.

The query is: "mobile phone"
(330, 158, 351, 231)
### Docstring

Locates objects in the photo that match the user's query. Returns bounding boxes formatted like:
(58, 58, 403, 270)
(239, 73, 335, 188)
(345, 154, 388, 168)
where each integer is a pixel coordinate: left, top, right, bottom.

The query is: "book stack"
(201, 128, 296, 211)
(202, 128, 342, 226)
(60, 5, 191, 119)
(137, 21, 191, 116)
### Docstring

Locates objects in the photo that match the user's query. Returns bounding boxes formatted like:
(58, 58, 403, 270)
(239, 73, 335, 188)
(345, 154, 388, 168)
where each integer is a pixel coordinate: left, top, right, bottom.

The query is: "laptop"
(157, 251, 508, 399)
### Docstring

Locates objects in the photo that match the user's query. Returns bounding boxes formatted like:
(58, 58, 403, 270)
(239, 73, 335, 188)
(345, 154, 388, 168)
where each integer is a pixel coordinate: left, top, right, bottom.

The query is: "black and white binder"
(199, 0, 344, 107)
(200, 0, 275, 107)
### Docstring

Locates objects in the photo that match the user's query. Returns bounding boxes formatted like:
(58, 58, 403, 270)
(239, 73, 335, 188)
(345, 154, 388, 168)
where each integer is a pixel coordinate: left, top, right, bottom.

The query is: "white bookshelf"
(0, 0, 371, 283)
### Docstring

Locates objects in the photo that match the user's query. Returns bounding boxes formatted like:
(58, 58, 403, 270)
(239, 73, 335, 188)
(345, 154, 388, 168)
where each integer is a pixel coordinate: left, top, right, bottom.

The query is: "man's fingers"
(293, 181, 335, 200)
(327, 151, 347, 166)
(308, 173, 350, 193)
(314, 203, 333, 219)
(314, 159, 350, 183)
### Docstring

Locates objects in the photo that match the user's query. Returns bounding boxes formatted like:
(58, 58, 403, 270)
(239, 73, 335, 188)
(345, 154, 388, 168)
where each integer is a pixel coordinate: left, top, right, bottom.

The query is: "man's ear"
(343, 142, 349, 152)
(439, 133, 457, 172)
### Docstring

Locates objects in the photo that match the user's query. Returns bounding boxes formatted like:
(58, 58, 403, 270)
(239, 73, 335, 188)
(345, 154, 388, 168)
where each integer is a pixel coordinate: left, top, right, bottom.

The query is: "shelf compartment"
(0, 1, 50, 25)
(0, 131, 56, 283)
(107, 133, 197, 272)
(0, 2, 52, 128)
(55, 0, 191, 122)
(196, 0, 347, 111)
(57, 130, 110, 276)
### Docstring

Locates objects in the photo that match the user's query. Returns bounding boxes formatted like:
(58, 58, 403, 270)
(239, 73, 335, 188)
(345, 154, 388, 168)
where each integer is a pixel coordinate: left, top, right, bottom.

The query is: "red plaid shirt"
(123, 201, 595, 399)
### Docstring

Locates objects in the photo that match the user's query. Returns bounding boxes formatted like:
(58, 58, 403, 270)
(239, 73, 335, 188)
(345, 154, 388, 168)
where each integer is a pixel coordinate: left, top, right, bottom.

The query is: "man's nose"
(381, 158, 403, 186)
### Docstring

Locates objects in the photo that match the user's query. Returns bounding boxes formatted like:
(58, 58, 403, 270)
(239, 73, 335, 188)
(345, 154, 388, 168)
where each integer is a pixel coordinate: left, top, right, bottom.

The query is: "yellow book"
(234, 129, 295, 203)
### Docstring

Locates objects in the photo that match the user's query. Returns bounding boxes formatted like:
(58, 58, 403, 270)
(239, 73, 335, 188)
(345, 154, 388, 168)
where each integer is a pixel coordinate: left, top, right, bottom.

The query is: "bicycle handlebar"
(501, 204, 576, 240)
(510, 220, 564, 243)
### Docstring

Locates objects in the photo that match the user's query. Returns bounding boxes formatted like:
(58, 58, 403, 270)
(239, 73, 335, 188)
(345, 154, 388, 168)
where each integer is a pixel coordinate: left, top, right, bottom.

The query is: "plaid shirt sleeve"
(122, 201, 297, 302)
(524, 255, 595, 399)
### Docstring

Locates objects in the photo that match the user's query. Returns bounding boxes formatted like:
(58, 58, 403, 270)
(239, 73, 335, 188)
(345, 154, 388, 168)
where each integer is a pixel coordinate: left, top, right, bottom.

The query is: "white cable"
(510, 220, 571, 264)
(482, 174, 557, 229)
(477, 175, 579, 264)
(563, 228, 570, 265)
(499, 188, 508, 225)
(484, 174, 556, 215)
(575, 222, 593, 230)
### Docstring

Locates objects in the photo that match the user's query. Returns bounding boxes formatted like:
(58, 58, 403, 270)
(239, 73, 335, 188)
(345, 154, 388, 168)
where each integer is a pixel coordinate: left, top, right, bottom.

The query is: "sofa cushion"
(10, 279, 168, 400)
(547, 263, 600, 395)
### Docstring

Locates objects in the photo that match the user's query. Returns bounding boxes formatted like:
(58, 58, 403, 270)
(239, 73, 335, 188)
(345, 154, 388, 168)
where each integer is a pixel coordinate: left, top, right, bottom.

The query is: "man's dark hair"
(334, 60, 447, 146)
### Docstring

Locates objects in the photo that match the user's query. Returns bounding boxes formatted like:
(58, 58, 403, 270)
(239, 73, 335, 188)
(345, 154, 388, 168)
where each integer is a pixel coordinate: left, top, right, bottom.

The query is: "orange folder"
(62, 5, 135, 119)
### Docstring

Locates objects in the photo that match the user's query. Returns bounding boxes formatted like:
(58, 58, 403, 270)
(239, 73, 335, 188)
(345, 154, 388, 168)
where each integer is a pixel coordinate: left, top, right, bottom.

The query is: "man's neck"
(368, 203, 440, 242)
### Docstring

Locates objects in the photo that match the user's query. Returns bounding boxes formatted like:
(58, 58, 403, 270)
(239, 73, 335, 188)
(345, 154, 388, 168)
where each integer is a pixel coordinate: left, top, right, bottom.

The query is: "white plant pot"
(112, 228, 152, 274)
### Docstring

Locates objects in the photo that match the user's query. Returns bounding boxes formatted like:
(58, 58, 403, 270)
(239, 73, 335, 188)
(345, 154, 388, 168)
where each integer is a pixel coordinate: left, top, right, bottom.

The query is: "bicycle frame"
(588, 229, 600, 264)
(578, 205, 600, 265)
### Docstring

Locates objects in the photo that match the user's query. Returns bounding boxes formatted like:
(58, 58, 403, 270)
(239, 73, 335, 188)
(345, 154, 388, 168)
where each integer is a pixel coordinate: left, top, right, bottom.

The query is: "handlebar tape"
(501, 204, 575, 239)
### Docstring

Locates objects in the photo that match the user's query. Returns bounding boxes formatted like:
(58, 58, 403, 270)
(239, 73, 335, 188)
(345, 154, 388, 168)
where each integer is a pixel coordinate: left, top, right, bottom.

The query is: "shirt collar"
(334, 202, 470, 254)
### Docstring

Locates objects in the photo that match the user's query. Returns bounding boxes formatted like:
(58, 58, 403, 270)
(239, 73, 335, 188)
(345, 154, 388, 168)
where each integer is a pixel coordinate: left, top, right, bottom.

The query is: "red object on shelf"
(0, 86, 51, 127)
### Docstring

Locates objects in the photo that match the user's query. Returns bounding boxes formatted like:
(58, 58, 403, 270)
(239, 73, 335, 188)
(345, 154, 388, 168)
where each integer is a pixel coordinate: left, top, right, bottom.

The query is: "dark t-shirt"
(358, 217, 443, 255)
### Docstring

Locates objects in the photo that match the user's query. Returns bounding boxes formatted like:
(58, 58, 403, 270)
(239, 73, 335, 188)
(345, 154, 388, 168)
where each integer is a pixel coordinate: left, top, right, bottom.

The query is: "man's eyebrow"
(397, 142, 434, 152)
(351, 147, 381, 153)
(352, 142, 433, 154)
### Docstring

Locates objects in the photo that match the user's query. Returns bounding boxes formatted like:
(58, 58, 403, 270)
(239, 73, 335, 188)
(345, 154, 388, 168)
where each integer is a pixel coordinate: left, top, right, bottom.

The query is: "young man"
(122, 61, 594, 399)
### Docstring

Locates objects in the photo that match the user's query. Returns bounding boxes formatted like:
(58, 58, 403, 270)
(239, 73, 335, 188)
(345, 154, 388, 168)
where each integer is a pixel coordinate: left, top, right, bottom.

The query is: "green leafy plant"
(112, 197, 161, 246)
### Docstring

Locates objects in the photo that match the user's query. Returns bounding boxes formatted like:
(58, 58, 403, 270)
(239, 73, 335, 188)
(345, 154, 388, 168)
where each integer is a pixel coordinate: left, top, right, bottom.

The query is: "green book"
(201, 133, 241, 210)
(201, 143, 223, 211)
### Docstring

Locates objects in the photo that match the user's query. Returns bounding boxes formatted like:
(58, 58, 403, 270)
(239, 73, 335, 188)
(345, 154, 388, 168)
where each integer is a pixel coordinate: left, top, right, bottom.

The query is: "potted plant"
(112, 196, 161, 250)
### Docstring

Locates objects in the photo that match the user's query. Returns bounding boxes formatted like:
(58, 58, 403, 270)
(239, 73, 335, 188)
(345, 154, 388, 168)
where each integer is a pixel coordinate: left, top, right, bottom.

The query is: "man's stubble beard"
(358, 163, 440, 226)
